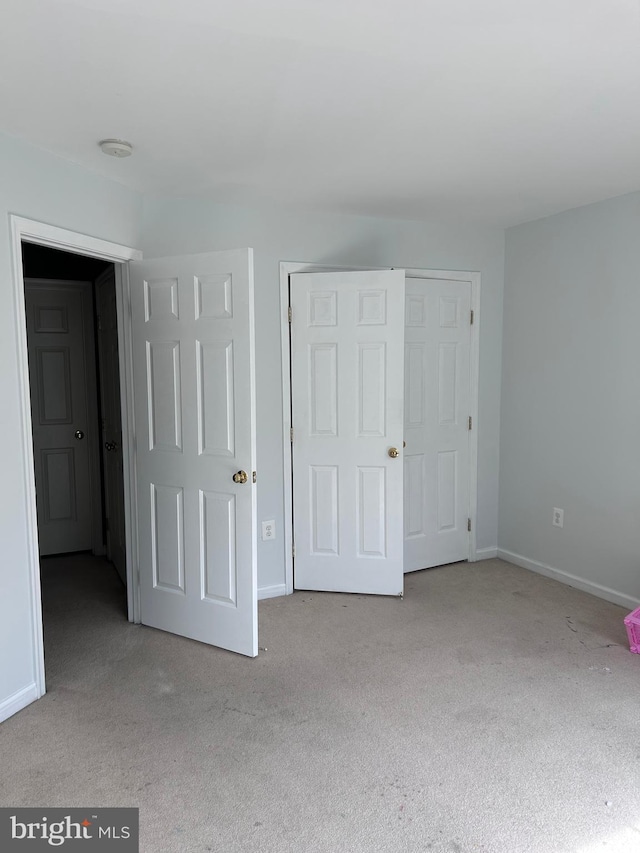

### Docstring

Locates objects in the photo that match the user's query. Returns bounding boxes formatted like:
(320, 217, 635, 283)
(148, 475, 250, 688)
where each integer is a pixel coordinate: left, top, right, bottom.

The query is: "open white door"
(129, 249, 257, 657)
(404, 277, 472, 571)
(291, 269, 405, 595)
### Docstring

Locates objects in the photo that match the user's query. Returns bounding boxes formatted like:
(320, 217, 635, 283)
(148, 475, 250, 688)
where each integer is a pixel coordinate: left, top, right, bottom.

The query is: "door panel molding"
(9, 215, 141, 711)
(280, 261, 481, 597)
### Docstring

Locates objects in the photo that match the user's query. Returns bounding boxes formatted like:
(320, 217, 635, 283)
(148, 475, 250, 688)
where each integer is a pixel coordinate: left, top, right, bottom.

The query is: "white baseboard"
(497, 548, 640, 611)
(475, 547, 498, 560)
(258, 584, 287, 601)
(0, 682, 39, 724)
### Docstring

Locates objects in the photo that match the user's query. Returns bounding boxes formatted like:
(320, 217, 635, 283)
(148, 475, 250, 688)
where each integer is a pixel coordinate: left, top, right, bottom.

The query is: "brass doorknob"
(388, 447, 399, 458)
(233, 470, 248, 484)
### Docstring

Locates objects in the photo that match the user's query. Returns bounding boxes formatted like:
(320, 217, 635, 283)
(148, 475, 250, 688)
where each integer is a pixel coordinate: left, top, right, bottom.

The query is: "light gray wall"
(500, 192, 640, 606)
(0, 133, 142, 713)
(143, 197, 505, 590)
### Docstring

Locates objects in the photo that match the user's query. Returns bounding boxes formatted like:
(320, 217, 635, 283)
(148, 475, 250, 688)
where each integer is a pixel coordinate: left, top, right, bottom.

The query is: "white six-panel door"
(25, 281, 98, 556)
(404, 277, 472, 571)
(129, 250, 257, 657)
(291, 270, 405, 595)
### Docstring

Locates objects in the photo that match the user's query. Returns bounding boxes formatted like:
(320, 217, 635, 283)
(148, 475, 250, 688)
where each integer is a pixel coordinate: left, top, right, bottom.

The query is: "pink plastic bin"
(624, 606, 640, 654)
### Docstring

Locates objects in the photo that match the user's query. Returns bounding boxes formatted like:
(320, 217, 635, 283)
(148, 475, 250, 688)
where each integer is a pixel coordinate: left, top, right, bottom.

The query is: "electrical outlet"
(552, 508, 564, 528)
(262, 520, 276, 541)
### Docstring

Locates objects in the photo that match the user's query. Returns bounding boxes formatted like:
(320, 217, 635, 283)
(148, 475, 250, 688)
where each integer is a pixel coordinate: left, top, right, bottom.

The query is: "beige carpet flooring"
(1, 554, 639, 853)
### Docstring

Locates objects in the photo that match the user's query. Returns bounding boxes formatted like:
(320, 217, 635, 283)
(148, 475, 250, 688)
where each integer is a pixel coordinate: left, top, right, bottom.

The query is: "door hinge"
(468, 416, 472, 431)
(97, 314, 103, 331)
(252, 471, 257, 483)
(467, 518, 472, 532)
(292, 543, 296, 559)
(470, 309, 474, 325)
(288, 305, 292, 323)
(290, 427, 294, 443)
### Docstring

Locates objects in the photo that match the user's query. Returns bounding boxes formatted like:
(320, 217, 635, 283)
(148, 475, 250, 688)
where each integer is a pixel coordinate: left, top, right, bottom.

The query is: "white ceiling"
(2, 0, 640, 226)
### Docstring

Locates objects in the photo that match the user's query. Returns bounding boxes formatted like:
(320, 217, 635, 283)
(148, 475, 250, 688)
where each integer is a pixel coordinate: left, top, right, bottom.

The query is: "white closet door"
(404, 278, 471, 571)
(129, 249, 258, 657)
(291, 269, 405, 595)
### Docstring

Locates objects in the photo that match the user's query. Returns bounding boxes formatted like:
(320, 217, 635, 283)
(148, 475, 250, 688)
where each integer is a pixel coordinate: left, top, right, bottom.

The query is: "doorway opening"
(22, 243, 128, 680)
(10, 216, 259, 716)
(9, 215, 142, 708)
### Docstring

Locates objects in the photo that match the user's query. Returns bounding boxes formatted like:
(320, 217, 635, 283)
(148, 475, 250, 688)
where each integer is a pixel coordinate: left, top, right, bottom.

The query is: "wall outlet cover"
(262, 520, 276, 541)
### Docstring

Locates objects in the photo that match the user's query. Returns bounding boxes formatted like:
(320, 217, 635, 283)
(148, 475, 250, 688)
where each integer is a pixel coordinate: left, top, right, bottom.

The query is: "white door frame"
(279, 261, 481, 596)
(10, 215, 142, 701)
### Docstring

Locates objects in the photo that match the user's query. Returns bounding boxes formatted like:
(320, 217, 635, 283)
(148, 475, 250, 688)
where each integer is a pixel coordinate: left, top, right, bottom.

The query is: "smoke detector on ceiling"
(99, 139, 133, 158)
